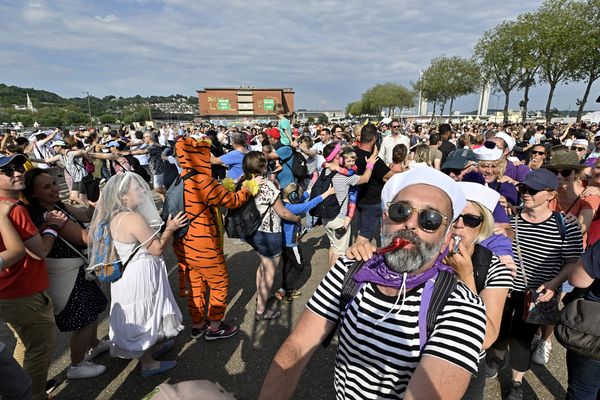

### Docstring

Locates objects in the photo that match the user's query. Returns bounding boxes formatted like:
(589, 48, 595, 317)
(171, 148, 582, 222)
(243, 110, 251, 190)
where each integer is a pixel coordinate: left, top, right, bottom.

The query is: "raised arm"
(259, 309, 336, 400)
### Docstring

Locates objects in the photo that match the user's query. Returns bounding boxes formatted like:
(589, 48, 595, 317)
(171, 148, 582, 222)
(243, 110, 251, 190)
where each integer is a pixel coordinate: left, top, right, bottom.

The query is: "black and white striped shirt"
(511, 213, 583, 293)
(485, 255, 514, 290)
(306, 258, 487, 399)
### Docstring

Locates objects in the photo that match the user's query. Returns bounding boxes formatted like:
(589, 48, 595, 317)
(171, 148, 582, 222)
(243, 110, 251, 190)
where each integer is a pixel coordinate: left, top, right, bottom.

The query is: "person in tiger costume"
(173, 137, 263, 340)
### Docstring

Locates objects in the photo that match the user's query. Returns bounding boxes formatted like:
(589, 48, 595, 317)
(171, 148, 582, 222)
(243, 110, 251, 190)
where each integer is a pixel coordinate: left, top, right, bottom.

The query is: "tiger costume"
(173, 137, 252, 327)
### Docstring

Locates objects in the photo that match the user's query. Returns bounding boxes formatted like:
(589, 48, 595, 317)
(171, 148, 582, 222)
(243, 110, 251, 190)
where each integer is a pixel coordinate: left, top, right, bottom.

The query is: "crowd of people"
(0, 116, 599, 399)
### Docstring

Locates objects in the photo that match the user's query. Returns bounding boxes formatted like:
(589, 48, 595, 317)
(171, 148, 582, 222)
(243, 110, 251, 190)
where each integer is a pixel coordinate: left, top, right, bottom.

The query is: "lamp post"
(82, 91, 92, 126)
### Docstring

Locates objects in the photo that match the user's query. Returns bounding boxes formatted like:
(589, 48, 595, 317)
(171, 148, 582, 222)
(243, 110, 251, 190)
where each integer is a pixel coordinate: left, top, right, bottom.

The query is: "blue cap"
(106, 141, 121, 148)
(521, 168, 558, 191)
(0, 154, 27, 168)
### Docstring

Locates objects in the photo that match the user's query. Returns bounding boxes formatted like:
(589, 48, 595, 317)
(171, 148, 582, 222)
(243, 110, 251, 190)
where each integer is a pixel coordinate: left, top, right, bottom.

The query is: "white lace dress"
(109, 241, 184, 359)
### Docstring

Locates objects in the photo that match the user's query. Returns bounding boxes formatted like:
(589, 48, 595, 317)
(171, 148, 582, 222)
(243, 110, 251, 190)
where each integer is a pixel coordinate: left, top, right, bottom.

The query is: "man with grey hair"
(210, 131, 248, 181)
(259, 167, 487, 400)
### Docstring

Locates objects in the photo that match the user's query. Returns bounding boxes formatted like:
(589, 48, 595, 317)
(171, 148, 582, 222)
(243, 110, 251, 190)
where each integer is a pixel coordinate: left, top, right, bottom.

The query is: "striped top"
(328, 171, 360, 219)
(511, 212, 583, 293)
(306, 258, 486, 399)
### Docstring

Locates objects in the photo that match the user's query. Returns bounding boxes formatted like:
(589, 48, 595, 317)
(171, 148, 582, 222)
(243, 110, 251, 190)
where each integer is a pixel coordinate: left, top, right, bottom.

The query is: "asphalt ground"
(0, 186, 570, 399)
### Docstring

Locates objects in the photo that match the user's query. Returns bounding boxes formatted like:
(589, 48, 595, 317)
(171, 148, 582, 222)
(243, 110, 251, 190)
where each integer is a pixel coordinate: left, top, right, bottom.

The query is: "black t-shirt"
(353, 147, 390, 205)
(438, 140, 456, 164)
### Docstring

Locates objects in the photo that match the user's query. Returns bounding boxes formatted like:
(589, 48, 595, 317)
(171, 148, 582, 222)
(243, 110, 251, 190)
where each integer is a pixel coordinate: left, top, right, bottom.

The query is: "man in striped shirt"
(259, 168, 487, 400)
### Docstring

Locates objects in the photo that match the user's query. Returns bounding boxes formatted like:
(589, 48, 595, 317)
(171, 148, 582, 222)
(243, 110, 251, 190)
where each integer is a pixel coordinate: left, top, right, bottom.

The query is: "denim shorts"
(247, 230, 282, 257)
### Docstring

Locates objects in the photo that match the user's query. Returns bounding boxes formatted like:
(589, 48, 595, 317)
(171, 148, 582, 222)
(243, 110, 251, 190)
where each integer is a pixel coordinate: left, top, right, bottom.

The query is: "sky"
(1, 0, 599, 113)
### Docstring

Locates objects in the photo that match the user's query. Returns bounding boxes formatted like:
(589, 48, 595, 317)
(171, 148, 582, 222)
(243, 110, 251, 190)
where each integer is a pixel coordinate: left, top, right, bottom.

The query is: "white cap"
(381, 166, 466, 221)
(457, 182, 500, 214)
(495, 132, 515, 151)
(573, 139, 589, 148)
(474, 145, 502, 161)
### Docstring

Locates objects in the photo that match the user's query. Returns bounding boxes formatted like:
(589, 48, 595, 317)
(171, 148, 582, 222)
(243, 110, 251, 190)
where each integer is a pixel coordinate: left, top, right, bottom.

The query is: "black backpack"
(224, 183, 271, 239)
(280, 147, 308, 180)
(473, 244, 493, 294)
(161, 170, 198, 239)
(309, 170, 346, 219)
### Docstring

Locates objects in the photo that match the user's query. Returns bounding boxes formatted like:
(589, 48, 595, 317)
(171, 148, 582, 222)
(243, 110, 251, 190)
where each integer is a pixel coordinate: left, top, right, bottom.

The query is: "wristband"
(366, 162, 375, 170)
(42, 228, 58, 238)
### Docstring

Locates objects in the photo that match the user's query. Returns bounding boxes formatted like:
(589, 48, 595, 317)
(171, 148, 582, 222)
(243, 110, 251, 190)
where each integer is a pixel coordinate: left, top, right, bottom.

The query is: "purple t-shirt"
(504, 161, 531, 183)
(492, 203, 510, 223)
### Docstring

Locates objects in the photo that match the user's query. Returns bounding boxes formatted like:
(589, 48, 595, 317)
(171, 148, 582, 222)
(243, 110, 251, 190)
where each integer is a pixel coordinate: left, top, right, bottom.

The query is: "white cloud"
(93, 14, 117, 22)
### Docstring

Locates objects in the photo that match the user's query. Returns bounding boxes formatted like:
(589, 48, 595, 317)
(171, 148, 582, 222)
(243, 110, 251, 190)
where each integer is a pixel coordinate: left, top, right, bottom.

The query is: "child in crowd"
(323, 147, 359, 239)
(275, 182, 335, 301)
(389, 144, 407, 173)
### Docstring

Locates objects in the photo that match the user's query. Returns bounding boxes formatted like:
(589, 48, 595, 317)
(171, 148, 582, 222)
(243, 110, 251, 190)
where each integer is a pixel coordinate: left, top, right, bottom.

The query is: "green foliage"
(99, 114, 117, 124)
(317, 114, 329, 124)
(346, 83, 414, 117)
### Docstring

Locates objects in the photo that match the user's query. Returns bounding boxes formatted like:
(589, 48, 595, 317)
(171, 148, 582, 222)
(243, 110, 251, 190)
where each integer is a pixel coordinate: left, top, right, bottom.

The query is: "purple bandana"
(353, 251, 453, 290)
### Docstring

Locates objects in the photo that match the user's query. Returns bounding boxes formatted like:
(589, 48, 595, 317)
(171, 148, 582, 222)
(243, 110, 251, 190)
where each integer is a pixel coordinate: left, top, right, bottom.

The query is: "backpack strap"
(419, 269, 457, 351)
(472, 244, 493, 294)
(321, 259, 364, 348)
(553, 211, 566, 242)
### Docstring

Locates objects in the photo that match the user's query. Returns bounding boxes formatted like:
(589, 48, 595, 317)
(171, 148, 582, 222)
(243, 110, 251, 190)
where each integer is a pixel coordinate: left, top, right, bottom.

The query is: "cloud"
(1, 0, 598, 111)
(94, 14, 117, 22)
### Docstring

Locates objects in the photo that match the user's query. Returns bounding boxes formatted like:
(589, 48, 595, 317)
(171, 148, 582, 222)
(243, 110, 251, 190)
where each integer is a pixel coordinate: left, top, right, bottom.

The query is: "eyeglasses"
(549, 169, 574, 177)
(386, 201, 449, 232)
(0, 164, 26, 177)
(391, 125, 400, 128)
(531, 150, 546, 156)
(518, 185, 547, 196)
(571, 147, 587, 152)
(456, 213, 483, 228)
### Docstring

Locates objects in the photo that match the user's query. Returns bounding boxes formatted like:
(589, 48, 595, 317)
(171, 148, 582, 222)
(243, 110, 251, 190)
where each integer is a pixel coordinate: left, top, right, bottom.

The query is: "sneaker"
(191, 323, 209, 339)
(67, 361, 106, 379)
(46, 378, 58, 394)
(205, 322, 238, 341)
(530, 335, 542, 351)
(532, 340, 552, 365)
(485, 358, 500, 379)
(506, 380, 523, 400)
(85, 340, 111, 361)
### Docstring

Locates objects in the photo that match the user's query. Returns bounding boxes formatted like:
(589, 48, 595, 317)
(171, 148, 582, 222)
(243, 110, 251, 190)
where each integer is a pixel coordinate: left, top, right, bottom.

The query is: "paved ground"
(0, 208, 570, 399)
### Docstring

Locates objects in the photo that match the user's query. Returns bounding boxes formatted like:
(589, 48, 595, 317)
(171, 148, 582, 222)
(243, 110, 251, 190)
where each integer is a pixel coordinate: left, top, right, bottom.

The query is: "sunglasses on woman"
(549, 169, 573, 177)
(0, 164, 26, 177)
(571, 147, 587, 152)
(386, 202, 449, 232)
(531, 150, 546, 156)
(456, 213, 483, 228)
(518, 185, 546, 196)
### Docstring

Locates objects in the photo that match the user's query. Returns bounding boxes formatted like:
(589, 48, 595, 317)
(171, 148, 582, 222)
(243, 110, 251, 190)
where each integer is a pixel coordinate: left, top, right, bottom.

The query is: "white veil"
(88, 172, 163, 270)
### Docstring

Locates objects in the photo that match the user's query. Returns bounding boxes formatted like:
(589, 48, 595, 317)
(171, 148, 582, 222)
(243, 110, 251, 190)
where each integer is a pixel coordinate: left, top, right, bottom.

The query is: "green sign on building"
(263, 98, 275, 111)
(217, 99, 231, 110)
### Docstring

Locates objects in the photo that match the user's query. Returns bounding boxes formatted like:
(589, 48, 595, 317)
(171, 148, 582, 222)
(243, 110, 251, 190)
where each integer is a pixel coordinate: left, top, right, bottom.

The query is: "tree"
(100, 114, 117, 124)
(361, 83, 415, 117)
(570, 0, 600, 121)
(346, 101, 364, 116)
(533, 0, 583, 123)
(475, 20, 529, 123)
(416, 56, 480, 121)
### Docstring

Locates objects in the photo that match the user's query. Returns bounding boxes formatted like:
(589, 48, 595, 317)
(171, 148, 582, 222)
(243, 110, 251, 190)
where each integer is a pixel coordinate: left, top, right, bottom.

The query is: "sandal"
(255, 296, 281, 321)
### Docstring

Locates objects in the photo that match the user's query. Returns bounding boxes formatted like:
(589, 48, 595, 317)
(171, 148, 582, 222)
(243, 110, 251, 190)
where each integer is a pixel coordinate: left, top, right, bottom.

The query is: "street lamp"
(82, 91, 92, 126)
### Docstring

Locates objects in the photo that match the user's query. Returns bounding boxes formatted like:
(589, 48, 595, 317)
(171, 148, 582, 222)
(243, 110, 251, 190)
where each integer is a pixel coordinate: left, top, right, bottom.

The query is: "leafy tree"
(317, 114, 329, 124)
(475, 20, 529, 123)
(570, 0, 600, 121)
(533, 0, 583, 123)
(100, 114, 117, 124)
(361, 82, 415, 117)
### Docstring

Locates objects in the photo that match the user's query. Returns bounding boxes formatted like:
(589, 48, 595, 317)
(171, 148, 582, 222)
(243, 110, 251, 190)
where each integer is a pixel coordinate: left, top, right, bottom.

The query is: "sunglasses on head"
(386, 201, 449, 232)
(549, 168, 574, 177)
(531, 150, 546, 156)
(0, 164, 25, 177)
(456, 213, 483, 228)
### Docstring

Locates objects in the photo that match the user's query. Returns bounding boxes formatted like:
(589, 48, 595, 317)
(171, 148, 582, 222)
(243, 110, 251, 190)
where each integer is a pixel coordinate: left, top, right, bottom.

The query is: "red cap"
(266, 127, 280, 140)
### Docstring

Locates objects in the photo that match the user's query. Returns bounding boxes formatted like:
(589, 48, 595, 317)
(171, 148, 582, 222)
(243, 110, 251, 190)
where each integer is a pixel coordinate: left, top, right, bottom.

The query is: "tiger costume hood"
(175, 137, 212, 175)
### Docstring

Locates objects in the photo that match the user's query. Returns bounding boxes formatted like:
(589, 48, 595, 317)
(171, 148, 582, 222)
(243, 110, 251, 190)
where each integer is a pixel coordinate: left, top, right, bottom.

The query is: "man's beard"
(381, 229, 445, 274)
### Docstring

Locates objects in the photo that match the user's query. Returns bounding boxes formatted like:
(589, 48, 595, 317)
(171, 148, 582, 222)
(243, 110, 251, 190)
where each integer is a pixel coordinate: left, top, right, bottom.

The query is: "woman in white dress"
(88, 172, 187, 377)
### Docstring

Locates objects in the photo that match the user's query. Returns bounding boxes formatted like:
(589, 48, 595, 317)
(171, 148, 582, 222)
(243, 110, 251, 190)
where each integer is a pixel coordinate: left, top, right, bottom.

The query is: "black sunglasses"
(549, 168, 574, 177)
(571, 147, 587, 152)
(531, 150, 546, 156)
(518, 185, 544, 196)
(0, 164, 26, 177)
(456, 213, 483, 228)
(386, 202, 449, 232)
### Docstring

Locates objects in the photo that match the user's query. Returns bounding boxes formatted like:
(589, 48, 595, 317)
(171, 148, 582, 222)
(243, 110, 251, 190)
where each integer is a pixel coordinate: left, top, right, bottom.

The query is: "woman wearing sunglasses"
(527, 145, 547, 170)
(487, 168, 583, 400)
(474, 143, 519, 214)
(444, 182, 514, 400)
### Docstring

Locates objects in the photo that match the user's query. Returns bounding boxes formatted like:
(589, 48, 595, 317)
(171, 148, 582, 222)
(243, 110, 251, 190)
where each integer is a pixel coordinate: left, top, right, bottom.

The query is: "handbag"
(514, 214, 561, 325)
(82, 174, 100, 202)
(93, 243, 141, 284)
(555, 297, 600, 360)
